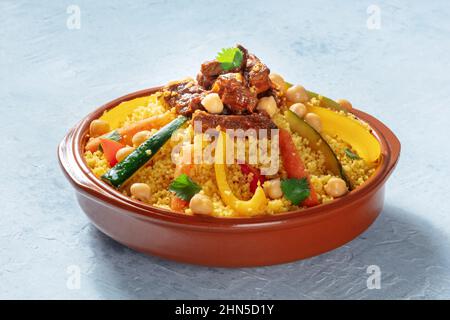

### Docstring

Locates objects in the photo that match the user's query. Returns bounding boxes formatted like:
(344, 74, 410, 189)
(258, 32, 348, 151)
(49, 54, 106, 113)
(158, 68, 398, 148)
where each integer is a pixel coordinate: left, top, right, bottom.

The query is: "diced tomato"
(279, 129, 319, 207)
(99, 138, 125, 167)
(170, 196, 189, 212)
(239, 164, 265, 193)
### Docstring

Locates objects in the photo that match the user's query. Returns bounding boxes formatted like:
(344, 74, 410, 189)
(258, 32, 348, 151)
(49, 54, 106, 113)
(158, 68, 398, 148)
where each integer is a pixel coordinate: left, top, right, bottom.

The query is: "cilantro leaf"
(169, 173, 201, 201)
(216, 47, 244, 71)
(344, 148, 361, 160)
(281, 178, 310, 205)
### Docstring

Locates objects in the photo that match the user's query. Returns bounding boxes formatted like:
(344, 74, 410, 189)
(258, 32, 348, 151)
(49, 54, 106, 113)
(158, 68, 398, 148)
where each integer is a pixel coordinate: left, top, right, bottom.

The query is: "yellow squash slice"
(99, 96, 152, 130)
(214, 132, 267, 216)
(306, 105, 381, 163)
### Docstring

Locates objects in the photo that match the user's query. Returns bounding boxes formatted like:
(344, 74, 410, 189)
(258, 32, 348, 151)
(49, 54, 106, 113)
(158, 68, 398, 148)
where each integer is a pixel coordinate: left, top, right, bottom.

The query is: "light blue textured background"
(1, 0, 449, 299)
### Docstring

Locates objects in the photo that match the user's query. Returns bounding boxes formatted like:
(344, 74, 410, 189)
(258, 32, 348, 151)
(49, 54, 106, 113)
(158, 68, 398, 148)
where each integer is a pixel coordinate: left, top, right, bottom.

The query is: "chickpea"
(89, 119, 110, 137)
(257, 96, 278, 117)
(132, 130, 152, 147)
(304, 113, 322, 133)
(324, 177, 348, 198)
(130, 183, 151, 202)
(269, 73, 286, 93)
(263, 179, 283, 199)
(189, 194, 213, 215)
(201, 93, 224, 114)
(116, 146, 134, 163)
(289, 103, 307, 118)
(286, 85, 309, 103)
(336, 99, 353, 111)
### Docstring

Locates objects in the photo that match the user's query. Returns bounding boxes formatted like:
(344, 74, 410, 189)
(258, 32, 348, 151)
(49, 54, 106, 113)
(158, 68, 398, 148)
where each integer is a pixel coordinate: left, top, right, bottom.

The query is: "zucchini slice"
(306, 105, 381, 163)
(102, 115, 187, 188)
(306, 90, 348, 114)
(285, 110, 352, 189)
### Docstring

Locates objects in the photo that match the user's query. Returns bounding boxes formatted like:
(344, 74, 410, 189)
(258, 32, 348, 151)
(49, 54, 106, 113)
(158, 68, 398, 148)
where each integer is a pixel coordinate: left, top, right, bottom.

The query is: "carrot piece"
(99, 138, 124, 167)
(279, 129, 319, 207)
(85, 112, 174, 152)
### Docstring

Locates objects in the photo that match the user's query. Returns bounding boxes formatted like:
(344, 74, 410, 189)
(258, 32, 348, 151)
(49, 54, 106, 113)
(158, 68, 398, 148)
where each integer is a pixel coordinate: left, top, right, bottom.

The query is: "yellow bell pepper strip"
(285, 110, 353, 189)
(285, 81, 380, 162)
(214, 132, 267, 216)
(100, 96, 152, 130)
(306, 105, 381, 163)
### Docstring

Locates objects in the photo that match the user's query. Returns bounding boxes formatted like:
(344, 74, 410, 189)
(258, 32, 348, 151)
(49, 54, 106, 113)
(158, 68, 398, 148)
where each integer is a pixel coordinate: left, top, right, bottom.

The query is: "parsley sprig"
(344, 148, 361, 160)
(169, 173, 201, 201)
(281, 178, 311, 205)
(216, 47, 244, 71)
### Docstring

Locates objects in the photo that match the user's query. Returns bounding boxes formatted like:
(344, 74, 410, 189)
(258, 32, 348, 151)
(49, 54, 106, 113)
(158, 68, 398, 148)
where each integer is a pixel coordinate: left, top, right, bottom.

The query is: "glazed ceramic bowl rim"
(59, 86, 400, 231)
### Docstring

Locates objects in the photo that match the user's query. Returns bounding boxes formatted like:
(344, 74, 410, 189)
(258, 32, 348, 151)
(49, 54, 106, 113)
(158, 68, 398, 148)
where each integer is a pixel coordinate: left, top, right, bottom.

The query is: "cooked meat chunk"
(212, 73, 258, 114)
(197, 60, 223, 89)
(244, 53, 271, 94)
(201, 60, 223, 77)
(196, 72, 216, 90)
(171, 46, 274, 116)
(192, 111, 276, 132)
(236, 44, 249, 68)
(163, 79, 206, 116)
(198, 59, 244, 90)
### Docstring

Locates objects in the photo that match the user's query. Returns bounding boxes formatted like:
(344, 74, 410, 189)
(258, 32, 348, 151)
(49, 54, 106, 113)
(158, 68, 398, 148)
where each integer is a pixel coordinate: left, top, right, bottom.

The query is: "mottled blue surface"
(1, 0, 449, 299)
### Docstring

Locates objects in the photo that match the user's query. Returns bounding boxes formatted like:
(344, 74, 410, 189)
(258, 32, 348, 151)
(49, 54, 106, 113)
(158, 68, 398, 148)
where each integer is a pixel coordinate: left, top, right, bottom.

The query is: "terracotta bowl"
(58, 87, 401, 267)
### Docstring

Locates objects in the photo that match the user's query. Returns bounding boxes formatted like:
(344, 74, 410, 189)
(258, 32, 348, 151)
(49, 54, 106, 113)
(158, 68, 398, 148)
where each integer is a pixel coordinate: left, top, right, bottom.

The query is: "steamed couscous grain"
(84, 93, 376, 217)
(83, 46, 380, 217)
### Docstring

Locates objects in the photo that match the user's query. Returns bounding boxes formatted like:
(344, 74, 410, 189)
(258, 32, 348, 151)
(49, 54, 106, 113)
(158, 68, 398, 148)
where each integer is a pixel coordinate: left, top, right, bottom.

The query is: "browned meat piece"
(245, 53, 271, 94)
(197, 61, 223, 90)
(163, 79, 206, 116)
(213, 73, 258, 114)
(198, 58, 245, 90)
(196, 72, 216, 89)
(192, 111, 276, 132)
(200, 60, 223, 77)
(236, 44, 249, 69)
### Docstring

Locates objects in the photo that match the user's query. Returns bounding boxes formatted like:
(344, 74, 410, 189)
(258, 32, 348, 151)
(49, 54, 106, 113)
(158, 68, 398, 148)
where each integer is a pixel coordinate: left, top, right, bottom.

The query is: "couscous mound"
(84, 45, 379, 218)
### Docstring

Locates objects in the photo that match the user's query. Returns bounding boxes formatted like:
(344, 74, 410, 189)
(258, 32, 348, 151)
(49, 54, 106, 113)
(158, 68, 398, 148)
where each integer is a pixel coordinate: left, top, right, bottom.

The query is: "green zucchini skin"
(102, 116, 187, 188)
(285, 110, 353, 190)
(306, 90, 348, 114)
(284, 81, 348, 114)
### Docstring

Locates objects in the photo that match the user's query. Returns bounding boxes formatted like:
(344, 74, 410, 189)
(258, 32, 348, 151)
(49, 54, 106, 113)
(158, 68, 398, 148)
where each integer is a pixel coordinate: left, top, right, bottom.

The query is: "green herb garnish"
(344, 148, 361, 160)
(104, 130, 121, 142)
(281, 178, 310, 205)
(216, 47, 244, 71)
(169, 173, 201, 201)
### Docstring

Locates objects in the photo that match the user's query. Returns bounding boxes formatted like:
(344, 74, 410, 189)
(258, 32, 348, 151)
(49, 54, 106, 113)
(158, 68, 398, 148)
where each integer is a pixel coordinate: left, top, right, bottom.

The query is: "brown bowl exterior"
(58, 87, 400, 267)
